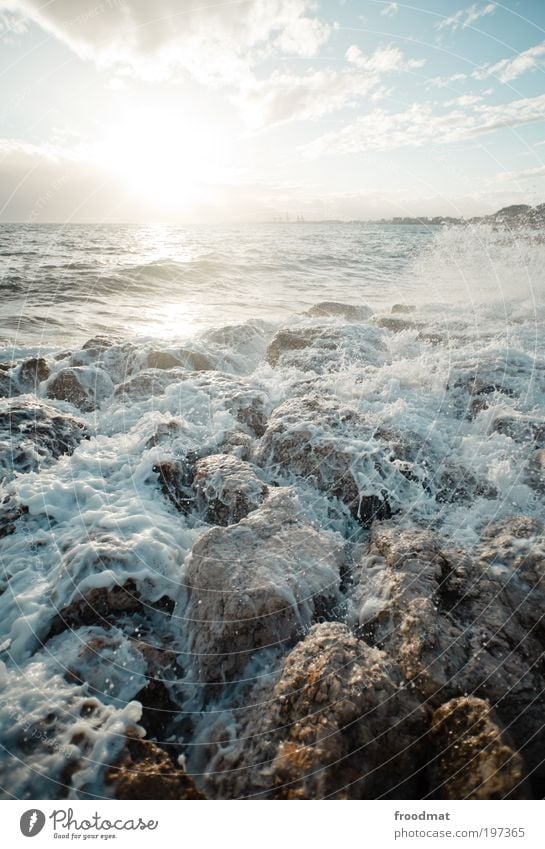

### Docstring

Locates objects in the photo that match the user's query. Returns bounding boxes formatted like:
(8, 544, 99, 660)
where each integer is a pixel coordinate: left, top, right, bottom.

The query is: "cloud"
(380, 2, 398, 16)
(495, 165, 545, 183)
(436, 2, 496, 33)
(304, 92, 545, 157)
(346, 43, 424, 72)
(473, 41, 545, 83)
(236, 44, 425, 129)
(1, 0, 329, 83)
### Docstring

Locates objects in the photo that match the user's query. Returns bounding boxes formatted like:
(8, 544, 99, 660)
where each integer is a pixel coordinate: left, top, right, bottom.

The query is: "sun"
(94, 107, 229, 208)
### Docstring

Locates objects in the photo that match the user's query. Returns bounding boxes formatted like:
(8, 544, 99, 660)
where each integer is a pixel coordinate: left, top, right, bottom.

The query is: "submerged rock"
(0, 398, 87, 481)
(46, 366, 114, 412)
(0, 495, 27, 539)
(391, 304, 416, 314)
(16, 357, 51, 392)
(256, 395, 414, 524)
(374, 315, 422, 332)
(198, 622, 426, 799)
(429, 697, 525, 800)
(305, 301, 373, 320)
(193, 454, 268, 526)
(153, 456, 197, 514)
(491, 414, 545, 447)
(185, 488, 344, 683)
(47, 580, 142, 639)
(266, 324, 387, 372)
(114, 370, 183, 401)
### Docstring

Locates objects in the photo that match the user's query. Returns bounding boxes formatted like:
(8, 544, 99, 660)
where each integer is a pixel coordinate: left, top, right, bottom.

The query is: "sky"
(1, 0, 545, 222)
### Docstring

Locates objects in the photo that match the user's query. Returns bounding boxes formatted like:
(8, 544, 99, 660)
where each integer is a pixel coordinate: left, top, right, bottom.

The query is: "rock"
(0, 495, 27, 538)
(391, 304, 416, 314)
(375, 315, 422, 332)
(82, 336, 114, 353)
(153, 456, 197, 514)
(306, 301, 373, 320)
(429, 697, 525, 799)
(491, 414, 545, 448)
(47, 580, 142, 638)
(356, 523, 545, 787)
(256, 395, 413, 525)
(17, 357, 50, 391)
(266, 330, 313, 366)
(185, 489, 344, 683)
(46, 366, 114, 412)
(265, 325, 387, 372)
(106, 735, 205, 799)
(181, 372, 270, 437)
(525, 448, 545, 492)
(144, 420, 184, 449)
(217, 430, 254, 461)
(147, 349, 213, 371)
(478, 516, 545, 587)
(435, 463, 497, 504)
(114, 370, 182, 401)
(0, 398, 87, 481)
(193, 454, 268, 526)
(198, 623, 426, 799)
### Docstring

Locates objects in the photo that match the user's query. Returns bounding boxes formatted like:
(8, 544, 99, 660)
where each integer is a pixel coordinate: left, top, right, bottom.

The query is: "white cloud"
(380, 2, 399, 16)
(236, 44, 425, 129)
(304, 92, 545, 157)
(473, 41, 545, 83)
(436, 3, 496, 33)
(495, 165, 545, 183)
(1, 0, 329, 83)
(346, 43, 425, 72)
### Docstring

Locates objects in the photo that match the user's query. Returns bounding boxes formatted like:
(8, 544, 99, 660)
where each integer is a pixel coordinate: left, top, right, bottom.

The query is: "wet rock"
(435, 463, 497, 504)
(144, 420, 183, 449)
(106, 735, 205, 799)
(0, 398, 87, 481)
(357, 523, 545, 786)
(147, 348, 213, 371)
(181, 372, 270, 437)
(82, 336, 114, 353)
(479, 516, 545, 587)
(47, 580, 142, 638)
(199, 623, 426, 799)
(417, 331, 444, 346)
(256, 395, 412, 525)
(217, 430, 254, 461)
(525, 448, 545, 492)
(375, 315, 422, 332)
(114, 370, 182, 401)
(391, 304, 416, 314)
(46, 366, 114, 412)
(491, 414, 545, 448)
(185, 489, 344, 683)
(193, 454, 268, 526)
(17, 357, 50, 391)
(153, 455, 197, 514)
(266, 330, 314, 366)
(306, 301, 372, 320)
(0, 495, 27, 539)
(266, 325, 387, 372)
(429, 697, 525, 799)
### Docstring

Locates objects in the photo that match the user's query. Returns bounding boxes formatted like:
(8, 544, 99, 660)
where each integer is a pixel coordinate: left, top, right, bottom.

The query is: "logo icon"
(20, 810, 46, 837)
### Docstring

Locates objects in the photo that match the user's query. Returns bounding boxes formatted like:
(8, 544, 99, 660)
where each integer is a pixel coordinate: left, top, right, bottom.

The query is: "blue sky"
(1, 0, 545, 221)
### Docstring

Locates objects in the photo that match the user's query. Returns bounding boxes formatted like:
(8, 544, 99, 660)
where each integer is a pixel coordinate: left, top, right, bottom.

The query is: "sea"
(1, 221, 544, 798)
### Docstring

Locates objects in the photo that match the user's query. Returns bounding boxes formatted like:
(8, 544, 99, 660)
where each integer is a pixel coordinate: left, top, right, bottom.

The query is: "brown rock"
(106, 735, 205, 799)
(429, 697, 525, 799)
(193, 454, 268, 525)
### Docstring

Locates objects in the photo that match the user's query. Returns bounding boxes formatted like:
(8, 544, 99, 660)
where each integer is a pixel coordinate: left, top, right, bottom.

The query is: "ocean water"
(1, 221, 545, 798)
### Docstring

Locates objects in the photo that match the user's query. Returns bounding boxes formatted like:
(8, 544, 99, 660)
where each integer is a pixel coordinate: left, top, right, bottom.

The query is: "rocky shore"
(0, 300, 544, 799)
